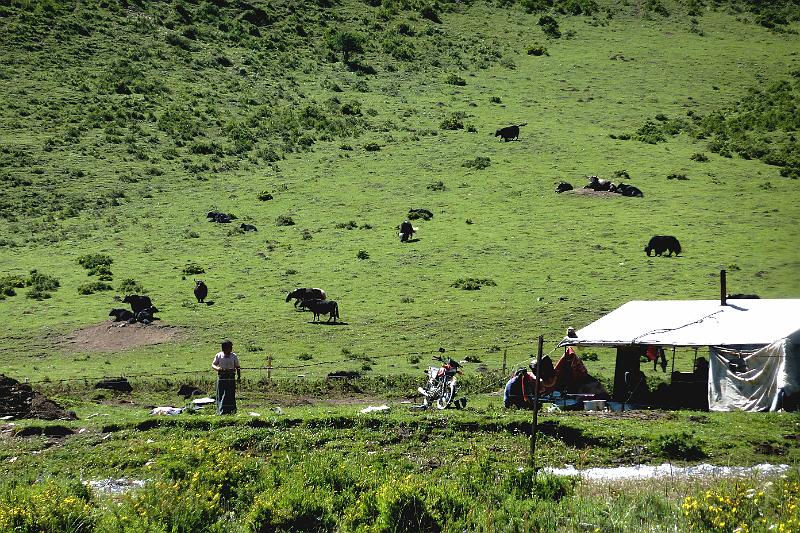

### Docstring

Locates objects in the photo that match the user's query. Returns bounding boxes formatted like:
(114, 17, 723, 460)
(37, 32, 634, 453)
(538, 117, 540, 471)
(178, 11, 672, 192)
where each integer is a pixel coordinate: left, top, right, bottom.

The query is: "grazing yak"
(555, 182, 574, 193)
(123, 294, 153, 314)
(240, 223, 257, 232)
(303, 299, 340, 323)
(584, 175, 616, 192)
(644, 235, 682, 257)
(286, 287, 326, 308)
(207, 211, 236, 223)
(616, 183, 644, 197)
(495, 122, 527, 142)
(194, 280, 208, 303)
(109, 308, 135, 322)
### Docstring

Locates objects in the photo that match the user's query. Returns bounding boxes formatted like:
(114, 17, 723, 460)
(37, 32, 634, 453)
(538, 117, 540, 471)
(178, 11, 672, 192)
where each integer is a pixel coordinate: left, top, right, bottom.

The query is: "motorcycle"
(417, 356, 463, 409)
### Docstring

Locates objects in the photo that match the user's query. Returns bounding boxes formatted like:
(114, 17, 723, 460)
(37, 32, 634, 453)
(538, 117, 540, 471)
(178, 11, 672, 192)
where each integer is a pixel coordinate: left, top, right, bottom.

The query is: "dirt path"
(57, 322, 186, 353)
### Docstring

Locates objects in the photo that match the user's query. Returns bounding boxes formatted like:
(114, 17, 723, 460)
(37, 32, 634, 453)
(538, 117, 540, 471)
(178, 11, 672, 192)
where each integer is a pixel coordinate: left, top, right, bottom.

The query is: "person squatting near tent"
(504, 347, 608, 408)
(211, 339, 240, 415)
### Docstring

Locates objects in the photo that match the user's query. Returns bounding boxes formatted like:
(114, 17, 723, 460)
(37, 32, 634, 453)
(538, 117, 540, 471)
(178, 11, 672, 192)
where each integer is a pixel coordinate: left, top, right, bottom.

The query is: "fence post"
(502, 347, 507, 377)
(530, 335, 544, 472)
(267, 355, 273, 380)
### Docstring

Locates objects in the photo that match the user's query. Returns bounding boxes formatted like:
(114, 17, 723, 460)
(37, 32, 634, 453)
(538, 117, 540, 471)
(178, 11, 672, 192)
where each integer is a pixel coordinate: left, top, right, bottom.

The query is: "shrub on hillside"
(635, 120, 666, 144)
(451, 278, 496, 290)
(427, 180, 446, 191)
(182, 264, 205, 275)
(645, 0, 670, 17)
(420, 4, 441, 23)
(440, 114, 464, 130)
(326, 29, 365, 65)
(445, 73, 466, 86)
(527, 43, 548, 56)
(462, 156, 491, 170)
(356, 250, 370, 259)
(78, 254, 113, 271)
(276, 215, 295, 226)
(690, 152, 709, 162)
(118, 279, 146, 294)
(651, 431, 705, 459)
(78, 281, 114, 295)
(258, 191, 274, 201)
(538, 15, 561, 38)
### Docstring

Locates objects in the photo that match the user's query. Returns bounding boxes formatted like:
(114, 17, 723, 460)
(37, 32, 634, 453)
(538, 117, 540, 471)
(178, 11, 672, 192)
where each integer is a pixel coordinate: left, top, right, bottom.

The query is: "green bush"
(77, 253, 113, 270)
(374, 477, 440, 533)
(357, 250, 370, 259)
(527, 44, 548, 56)
(77, 281, 114, 295)
(0, 480, 96, 533)
(427, 181, 446, 191)
(118, 279, 146, 294)
(538, 15, 561, 39)
(440, 115, 464, 130)
(652, 431, 705, 459)
(444, 73, 466, 86)
(335, 221, 358, 230)
(690, 152, 709, 162)
(182, 264, 205, 275)
(635, 120, 666, 144)
(462, 156, 491, 170)
(276, 215, 295, 226)
(364, 142, 381, 151)
(451, 278, 496, 290)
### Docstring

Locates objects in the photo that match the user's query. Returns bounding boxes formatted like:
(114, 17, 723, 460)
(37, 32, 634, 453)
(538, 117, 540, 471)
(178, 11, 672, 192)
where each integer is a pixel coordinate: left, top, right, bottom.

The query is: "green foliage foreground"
(0, 437, 798, 532)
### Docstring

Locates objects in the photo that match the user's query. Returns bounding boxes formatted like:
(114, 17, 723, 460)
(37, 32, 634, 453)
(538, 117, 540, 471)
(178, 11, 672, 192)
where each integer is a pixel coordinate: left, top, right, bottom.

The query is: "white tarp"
(709, 335, 800, 411)
(559, 299, 800, 347)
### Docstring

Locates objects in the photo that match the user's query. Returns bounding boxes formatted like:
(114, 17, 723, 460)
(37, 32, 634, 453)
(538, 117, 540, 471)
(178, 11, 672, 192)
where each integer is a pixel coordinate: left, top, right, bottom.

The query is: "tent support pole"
(671, 347, 676, 374)
(530, 335, 544, 473)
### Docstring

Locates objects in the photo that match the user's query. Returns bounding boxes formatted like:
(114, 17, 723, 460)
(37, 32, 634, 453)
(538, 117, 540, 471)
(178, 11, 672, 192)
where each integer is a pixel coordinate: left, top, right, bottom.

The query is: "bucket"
(583, 399, 607, 411)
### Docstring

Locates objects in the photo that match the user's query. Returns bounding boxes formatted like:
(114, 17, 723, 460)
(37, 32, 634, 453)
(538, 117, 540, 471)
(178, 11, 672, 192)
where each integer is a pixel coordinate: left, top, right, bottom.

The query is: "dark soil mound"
(0, 374, 77, 420)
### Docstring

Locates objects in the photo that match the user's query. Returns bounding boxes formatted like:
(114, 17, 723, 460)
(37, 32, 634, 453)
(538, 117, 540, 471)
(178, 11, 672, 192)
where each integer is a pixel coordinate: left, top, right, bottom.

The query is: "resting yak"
(644, 235, 682, 257)
(616, 183, 644, 197)
(109, 308, 134, 322)
(495, 122, 527, 142)
(584, 175, 616, 192)
(286, 287, 326, 308)
(302, 299, 340, 323)
(555, 182, 574, 193)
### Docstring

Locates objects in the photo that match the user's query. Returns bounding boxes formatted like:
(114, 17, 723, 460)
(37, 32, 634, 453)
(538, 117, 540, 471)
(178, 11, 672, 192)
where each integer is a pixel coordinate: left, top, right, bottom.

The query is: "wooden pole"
(502, 347, 507, 377)
(671, 347, 676, 374)
(720, 269, 727, 306)
(267, 355, 273, 380)
(530, 335, 544, 472)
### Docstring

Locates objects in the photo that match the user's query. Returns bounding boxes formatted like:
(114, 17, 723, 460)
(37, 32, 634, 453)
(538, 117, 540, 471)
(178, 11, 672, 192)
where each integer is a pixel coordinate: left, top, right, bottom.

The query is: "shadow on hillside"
(308, 321, 348, 326)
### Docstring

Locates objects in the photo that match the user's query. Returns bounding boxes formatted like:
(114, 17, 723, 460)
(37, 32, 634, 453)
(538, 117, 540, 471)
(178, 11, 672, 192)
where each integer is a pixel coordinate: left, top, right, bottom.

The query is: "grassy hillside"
(1, 0, 799, 386)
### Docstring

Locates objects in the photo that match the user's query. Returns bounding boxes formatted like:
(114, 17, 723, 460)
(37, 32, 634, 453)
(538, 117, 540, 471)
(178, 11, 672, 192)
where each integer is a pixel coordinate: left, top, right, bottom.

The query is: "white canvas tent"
(558, 299, 800, 411)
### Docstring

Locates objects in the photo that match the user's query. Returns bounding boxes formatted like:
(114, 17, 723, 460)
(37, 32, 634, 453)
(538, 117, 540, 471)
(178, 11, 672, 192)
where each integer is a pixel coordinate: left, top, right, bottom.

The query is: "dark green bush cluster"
(440, 113, 464, 130)
(538, 15, 561, 38)
(612, 169, 630, 180)
(182, 264, 205, 275)
(690, 152, 709, 162)
(451, 277, 497, 290)
(445, 73, 466, 86)
(0, 271, 60, 300)
(694, 79, 800, 177)
(527, 43, 548, 56)
(257, 191, 273, 201)
(118, 278, 146, 294)
(651, 431, 706, 459)
(462, 156, 491, 170)
(521, 0, 598, 15)
(644, 0, 670, 17)
(667, 173, 689, 181)
(427, 180, 446, 191)
(276, 215, 295, 226)
(78, 253, 113, 280)
(77, 281, 113, 295)
(335, 220, 358, 230)
(356, 250, 370, 259)
(364, 142, 381, 151)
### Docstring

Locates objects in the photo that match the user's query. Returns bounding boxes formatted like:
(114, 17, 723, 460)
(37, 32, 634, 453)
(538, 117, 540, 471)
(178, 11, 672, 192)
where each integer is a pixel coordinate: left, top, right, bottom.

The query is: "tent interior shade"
(559, 299, 800, 348)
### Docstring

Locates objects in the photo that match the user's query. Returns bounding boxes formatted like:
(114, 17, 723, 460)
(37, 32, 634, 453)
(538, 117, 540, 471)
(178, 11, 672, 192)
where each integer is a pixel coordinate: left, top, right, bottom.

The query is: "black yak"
(616, 183, 644, 197)
(303, 299, 340, 323)
(194, 280, 208, 303)
(555, 182, 574, 193)
(399, 220, 415, 242)
(240, 223, 257, 232)
(495, 123, 527, 141)
(122, 294, 153, 314)
(644, 235, 682, 257)
(109, 308, 134, 322)
(286, 287, 326, 308)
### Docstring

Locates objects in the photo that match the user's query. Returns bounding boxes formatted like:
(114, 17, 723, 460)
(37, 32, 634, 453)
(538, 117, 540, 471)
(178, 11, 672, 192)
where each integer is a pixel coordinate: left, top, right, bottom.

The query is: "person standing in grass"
(211, 339, 240, 415)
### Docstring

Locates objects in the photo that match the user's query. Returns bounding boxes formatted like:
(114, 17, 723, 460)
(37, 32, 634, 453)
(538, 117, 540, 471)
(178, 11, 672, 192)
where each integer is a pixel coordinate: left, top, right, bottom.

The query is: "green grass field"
(1, 0, 800, 530)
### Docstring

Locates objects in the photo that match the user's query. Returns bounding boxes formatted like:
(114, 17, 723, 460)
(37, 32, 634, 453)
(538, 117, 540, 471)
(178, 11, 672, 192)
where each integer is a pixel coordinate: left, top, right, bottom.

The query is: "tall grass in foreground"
(1, 440, 797, 532)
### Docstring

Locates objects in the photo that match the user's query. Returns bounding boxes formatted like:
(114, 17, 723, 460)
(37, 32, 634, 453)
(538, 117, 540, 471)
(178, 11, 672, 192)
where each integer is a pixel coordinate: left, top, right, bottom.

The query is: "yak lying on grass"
(555, 182, 573, 193)
(645, 235, 682, 257)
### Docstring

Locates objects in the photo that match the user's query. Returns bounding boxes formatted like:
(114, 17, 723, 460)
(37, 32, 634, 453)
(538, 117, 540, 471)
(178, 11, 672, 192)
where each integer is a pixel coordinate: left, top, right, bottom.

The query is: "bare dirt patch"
(58, 322, 185, 353)
(569, 189, 620, 198)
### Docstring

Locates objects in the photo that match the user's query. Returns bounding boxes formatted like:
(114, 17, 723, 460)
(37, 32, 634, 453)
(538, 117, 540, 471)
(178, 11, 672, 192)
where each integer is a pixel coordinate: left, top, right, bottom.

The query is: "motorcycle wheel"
(436, 379, 456, 410)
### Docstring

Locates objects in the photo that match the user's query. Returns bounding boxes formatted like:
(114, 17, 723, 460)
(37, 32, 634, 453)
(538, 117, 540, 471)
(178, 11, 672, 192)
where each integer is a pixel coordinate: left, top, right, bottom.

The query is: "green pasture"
(1, 0, 799, 385)
(2, 2, 800, 529)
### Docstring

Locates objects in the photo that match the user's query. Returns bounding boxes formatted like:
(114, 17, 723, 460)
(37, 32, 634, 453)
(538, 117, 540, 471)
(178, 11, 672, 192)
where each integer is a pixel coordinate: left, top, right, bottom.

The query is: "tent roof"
(559, 299, 800, 348)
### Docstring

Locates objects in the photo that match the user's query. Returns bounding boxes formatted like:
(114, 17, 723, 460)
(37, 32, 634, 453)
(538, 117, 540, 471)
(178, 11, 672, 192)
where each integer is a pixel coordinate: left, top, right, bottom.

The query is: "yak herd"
(104, 129, 679, 330)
